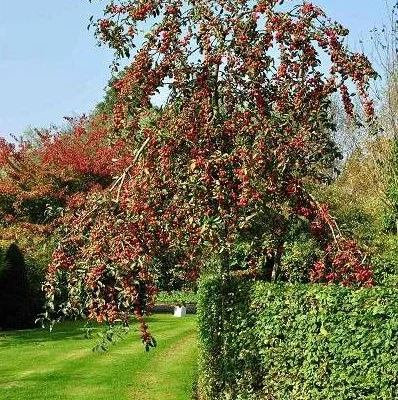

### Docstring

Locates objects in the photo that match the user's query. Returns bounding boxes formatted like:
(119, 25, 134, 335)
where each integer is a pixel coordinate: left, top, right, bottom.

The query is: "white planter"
(173, 305, 187, 317)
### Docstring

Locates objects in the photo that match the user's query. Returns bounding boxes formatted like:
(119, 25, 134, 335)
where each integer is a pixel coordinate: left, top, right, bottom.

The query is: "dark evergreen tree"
(0, 243, 34, 329)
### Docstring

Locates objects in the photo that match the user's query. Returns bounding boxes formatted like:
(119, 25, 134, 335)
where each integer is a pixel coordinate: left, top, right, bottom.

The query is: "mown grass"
(0, 314, 197, 400)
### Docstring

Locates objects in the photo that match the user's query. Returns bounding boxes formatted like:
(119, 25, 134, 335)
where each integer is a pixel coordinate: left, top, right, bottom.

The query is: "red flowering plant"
(43, 0, 376, 347)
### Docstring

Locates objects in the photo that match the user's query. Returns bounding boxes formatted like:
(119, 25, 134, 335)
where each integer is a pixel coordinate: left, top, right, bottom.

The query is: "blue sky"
(0, 1, 389, 140)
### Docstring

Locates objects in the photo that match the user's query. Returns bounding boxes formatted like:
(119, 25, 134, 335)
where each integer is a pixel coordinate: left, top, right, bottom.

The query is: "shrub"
(0, 243, 36, 329)
(370, 234, 398, 284)
(155, 290, 198, 305)
(279, 233, 322, 283)
(197, 276, 398, 400)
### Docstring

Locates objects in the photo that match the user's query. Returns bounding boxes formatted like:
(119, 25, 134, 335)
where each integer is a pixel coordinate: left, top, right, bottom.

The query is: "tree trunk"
(271, 249, 282, 283)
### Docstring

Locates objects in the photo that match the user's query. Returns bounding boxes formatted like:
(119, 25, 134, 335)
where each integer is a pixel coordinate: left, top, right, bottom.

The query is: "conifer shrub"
(0, 243, 35, 329)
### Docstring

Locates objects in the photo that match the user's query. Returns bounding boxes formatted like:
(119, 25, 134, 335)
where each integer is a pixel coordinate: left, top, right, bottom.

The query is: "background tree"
(0, 108, 137, 318)
(0, 112, 137, 250)
(366, 0, 398, 233)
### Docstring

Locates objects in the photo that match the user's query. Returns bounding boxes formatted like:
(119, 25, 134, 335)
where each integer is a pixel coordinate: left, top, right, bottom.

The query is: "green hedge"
(155, 290, 197, 305)
(197, 277, 398, 400)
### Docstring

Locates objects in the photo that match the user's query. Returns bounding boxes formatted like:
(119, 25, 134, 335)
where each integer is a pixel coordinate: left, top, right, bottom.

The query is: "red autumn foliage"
(0, 115, 133, 228)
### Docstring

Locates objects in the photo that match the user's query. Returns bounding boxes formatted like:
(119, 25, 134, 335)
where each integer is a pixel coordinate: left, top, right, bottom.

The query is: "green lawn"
(0, 314, 197, 400)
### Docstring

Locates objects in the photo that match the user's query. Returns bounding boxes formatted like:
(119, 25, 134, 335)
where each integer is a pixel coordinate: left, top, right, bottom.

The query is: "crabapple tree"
(43, 0, 376, 347)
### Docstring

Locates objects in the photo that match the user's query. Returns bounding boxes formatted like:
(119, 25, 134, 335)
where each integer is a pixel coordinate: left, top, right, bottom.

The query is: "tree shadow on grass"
(0, 314, 188, 348)
(0, 320, 100, 347)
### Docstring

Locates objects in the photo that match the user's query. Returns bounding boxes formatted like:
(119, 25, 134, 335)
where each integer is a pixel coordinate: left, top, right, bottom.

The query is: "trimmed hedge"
(197, 276, 398, 400)
(155, 290, 198, 305)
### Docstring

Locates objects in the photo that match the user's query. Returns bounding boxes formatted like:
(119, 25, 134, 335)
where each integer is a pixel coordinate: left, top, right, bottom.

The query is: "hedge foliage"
(197, 276, 398, 400)
(155, 290, 198, 305)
